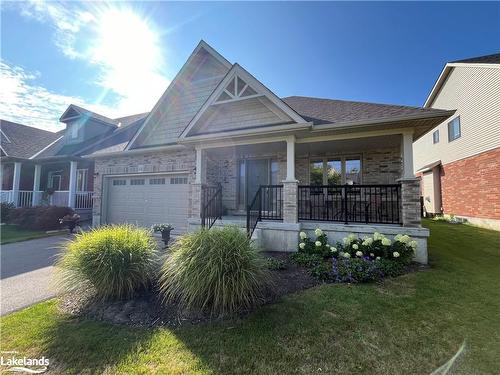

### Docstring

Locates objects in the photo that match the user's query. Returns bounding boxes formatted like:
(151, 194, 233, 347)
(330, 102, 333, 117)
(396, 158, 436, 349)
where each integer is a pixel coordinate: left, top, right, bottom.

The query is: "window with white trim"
(130, 179, 145, 185)
(76, 169, 88, 192)
(149, 178, 166, 185)
(433, 130, 439, 144)
(310, 157, 361, 185)
(448, 117, 461, 142)
(170, 177, 188, 185)
(113, 179, 126, 186)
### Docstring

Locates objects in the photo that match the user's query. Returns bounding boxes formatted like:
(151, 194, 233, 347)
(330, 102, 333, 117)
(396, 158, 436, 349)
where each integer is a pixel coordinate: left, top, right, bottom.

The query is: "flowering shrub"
(294, 228, 418, 283)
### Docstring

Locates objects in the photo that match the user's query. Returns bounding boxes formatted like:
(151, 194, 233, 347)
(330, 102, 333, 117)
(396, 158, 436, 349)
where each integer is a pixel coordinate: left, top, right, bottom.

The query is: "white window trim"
(48, 170, 62, 190)
(76, 168, 88, 192)
(308, 155, 363, 185)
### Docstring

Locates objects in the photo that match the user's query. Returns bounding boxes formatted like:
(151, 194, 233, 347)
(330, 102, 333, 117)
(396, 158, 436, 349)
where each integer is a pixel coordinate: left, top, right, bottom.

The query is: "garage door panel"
(106, 174, 189, 234)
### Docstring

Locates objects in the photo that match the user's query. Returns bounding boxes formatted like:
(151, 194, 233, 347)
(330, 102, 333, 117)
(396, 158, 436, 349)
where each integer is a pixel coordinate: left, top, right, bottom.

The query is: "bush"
(332, 257, 384, 283)
(159, 226, 269, 316)
(0, 202, 15, 223)
(55, 225, 159, 300)
(297, 228, 334, 258)
(9, 206, 74, 230)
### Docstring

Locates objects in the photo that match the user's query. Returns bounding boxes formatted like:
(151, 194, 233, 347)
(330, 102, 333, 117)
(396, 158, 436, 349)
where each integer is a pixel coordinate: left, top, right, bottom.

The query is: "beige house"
(74, 41, 454, 264)
(414, 53, 500, 230)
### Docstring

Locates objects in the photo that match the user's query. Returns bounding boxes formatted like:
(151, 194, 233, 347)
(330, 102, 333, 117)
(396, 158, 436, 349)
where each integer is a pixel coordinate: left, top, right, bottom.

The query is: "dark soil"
(59, 252, 319, 328)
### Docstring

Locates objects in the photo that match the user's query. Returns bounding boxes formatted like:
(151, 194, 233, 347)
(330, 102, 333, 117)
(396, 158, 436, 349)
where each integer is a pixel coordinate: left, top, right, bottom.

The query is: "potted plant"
(59, 213, 81, 233)
(152, 223, 174, 245)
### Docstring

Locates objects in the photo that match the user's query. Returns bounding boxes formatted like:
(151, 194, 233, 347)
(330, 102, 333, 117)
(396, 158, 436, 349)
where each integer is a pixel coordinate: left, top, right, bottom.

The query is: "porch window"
(48, 171, 62, 190)
(76, 169, 87, 192)
(310, 157, 361, 185)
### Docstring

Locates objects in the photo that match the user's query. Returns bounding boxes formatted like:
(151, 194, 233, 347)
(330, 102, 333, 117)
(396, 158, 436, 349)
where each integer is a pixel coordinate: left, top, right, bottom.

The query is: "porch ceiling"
(296, 134, 400, 155)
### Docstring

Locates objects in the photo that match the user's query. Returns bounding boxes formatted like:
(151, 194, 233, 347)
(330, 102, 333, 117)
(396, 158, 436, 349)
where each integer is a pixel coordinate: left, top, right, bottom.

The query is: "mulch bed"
(59, 251, 319, 328)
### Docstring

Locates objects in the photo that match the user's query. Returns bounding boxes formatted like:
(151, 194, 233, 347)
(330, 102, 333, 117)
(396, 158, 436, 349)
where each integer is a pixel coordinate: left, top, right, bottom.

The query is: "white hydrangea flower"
(382, 238, 391, 246)
(393, 251, 400, 258)
(373, 232, 382, 241)
(299, 242, 306, 249)
(376, 256, 381, 260)
(343, 237, 351, 245)
(394, 234, 402, 242)
(331, 247, 337, 253)
(343, 252, 351, 258)
(299, 231, 307, 239)
(362, 238, 373, 246)
(355, 251, 363, 257)
(400, 234, 411, 244)
(352, 244, 359, 250)
(370, 253, 374, 257)
(315, 241, 321, 247)
(326, 244, 330, 248)
(314, 228, 323, 236)
(410, 240, 418, 249)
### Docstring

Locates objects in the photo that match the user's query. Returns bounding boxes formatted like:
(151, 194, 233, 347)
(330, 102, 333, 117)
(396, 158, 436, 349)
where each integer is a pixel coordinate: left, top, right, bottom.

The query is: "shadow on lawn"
(43, 315, 153, 373)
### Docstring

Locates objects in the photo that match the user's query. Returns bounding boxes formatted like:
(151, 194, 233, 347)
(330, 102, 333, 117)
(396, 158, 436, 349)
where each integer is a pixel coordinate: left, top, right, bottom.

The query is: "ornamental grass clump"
(55, 225, 159, 300)
(159, 226, 270, 316)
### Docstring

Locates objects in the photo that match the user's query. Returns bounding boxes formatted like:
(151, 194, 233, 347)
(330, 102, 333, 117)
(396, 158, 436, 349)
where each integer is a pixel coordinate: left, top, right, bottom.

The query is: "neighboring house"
(77, 41, 452, 263)
(414, 53, 500, 230)
(0, 110, 147, 219)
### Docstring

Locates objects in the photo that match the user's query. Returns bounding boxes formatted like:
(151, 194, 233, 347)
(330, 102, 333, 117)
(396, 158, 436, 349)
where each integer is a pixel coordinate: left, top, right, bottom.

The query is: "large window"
(76, 169, 88, 192)
(310, 157, 361, 185)
(448, 117, 461, 142)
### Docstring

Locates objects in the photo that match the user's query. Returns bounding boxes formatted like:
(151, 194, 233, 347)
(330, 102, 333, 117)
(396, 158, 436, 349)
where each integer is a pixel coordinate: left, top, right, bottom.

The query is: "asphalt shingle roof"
(451, 52, 500, 64)
(0, 120, 60, 158)
(282, 96, 451, 125)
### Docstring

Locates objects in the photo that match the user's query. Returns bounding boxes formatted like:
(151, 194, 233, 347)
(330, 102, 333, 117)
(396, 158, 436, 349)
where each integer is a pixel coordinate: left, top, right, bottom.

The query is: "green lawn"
(1, 221, 500, 374)
(0, 225, 52, 244)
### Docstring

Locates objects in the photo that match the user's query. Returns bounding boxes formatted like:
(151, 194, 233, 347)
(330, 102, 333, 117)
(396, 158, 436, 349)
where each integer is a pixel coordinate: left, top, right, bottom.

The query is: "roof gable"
(180, 64, 306, 138)
(126, 41, 232, 149)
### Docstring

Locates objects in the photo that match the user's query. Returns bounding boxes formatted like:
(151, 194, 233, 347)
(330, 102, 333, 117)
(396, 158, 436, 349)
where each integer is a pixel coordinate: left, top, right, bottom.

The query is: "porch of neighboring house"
(189, 131, 428, 263)
(0, 158, 94, 219)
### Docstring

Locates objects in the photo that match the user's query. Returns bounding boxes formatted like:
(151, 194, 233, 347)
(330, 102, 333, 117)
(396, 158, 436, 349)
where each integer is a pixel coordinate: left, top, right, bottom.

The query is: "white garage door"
(106, 174, 189, 234)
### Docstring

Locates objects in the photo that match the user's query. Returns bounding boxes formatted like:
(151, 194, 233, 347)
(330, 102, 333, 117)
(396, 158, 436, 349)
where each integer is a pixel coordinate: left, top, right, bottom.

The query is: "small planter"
(151, 224, 174, 247)
(161, 228, 173, 245)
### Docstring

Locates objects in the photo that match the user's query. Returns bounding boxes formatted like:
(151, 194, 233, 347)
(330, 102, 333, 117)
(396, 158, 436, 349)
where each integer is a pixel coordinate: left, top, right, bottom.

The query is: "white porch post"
(401, 132, 414, 178)
(12, 162, 22, 207)
(285, 135, 296, 181)
(68, 161, 78, 208)
(32, 164, 42, 206)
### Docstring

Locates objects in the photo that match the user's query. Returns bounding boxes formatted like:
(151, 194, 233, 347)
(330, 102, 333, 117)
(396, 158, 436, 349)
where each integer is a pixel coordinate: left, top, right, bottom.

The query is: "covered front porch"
(0, 157, 94, 214)
(188, 129, 427, 262)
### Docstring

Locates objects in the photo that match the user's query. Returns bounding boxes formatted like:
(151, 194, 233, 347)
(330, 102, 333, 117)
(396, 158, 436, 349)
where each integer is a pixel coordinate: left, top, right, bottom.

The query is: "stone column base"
(397, 177, 422, 227)
(282, 180, 298, 224)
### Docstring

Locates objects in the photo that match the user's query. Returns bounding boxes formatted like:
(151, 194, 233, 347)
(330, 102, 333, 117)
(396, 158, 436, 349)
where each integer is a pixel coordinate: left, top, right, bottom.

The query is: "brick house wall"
(92, 149, 196, 225)
(440, 147, 500, 220)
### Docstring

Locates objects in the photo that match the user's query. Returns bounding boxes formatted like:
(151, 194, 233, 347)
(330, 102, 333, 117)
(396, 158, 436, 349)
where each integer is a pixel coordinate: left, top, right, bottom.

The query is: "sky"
(1, 1, 499, 132)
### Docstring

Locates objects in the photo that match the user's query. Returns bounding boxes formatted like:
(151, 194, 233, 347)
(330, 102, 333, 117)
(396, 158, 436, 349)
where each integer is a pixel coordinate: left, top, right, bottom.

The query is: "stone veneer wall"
(92, 149, 196, 226)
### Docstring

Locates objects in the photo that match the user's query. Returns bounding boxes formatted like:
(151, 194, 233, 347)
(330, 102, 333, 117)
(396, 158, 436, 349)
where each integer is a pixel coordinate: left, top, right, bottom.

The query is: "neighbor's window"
(448, 117, 461, 142)
(310, 157, 361, 185)
(130, 179, 145, 186)
(433, 130, 440, 144)
(113, 179, 126, 186)
(149, 178, 165, 185)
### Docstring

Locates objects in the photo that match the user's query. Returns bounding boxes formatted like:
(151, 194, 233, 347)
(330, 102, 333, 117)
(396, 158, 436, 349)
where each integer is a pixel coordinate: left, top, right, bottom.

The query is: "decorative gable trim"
(179, 64, 306, 138)
(59, 105, 83, 122)
(125, 40, 232, 150)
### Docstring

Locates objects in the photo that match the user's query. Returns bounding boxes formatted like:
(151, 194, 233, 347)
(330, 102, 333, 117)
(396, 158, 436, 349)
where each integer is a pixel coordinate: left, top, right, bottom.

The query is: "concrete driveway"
(0, 235, 69, 316)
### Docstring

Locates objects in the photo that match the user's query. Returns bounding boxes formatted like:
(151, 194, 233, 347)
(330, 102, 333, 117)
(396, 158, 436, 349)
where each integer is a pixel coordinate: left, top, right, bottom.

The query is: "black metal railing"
(201, 184, 222, 229)
(246, 185, 283, 237)
(298, 184, 402, 225)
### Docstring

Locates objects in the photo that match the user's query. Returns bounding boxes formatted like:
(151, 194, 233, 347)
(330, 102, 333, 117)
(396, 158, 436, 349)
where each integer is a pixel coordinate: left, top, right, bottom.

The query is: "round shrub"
(56, 225, 159, 300)
(159, 226, 270, 316)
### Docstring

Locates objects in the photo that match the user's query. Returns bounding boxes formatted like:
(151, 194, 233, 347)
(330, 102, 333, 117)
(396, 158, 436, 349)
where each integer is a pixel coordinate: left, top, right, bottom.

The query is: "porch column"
(398, 177, 421, 227)
(32, 164, 42, 206)
(401, 132, 414, 178)
(12, 162, 22, 207)
(283, 136, 298, 223)
(68, 160, 77, 208)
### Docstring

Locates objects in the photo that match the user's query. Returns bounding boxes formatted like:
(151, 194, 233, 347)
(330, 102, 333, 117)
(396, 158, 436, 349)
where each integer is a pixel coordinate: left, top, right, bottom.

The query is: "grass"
(0, 224, 53, 244)
(1, 220, 500, 374)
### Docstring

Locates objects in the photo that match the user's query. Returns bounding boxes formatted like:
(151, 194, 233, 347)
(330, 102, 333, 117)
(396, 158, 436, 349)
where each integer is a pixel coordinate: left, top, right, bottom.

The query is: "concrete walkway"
(0, 235, 69, 316)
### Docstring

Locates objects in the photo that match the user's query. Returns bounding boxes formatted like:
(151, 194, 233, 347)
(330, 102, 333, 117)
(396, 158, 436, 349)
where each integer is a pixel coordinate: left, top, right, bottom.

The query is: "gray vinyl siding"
(133, 50, 230, 147)
(414, 66, 500, 170)
(193, 97, 287, 134)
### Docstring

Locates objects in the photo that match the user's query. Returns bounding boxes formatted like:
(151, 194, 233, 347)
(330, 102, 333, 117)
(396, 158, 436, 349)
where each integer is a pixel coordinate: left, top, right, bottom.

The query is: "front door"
(246, 159, 269, 205)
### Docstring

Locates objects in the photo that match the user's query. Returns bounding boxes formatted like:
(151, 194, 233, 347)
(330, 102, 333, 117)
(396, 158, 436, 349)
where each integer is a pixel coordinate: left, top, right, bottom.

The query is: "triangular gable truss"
(59, 105, 82, 122)
(180, 64, 306, 138)
(126, 40, 232, 150)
